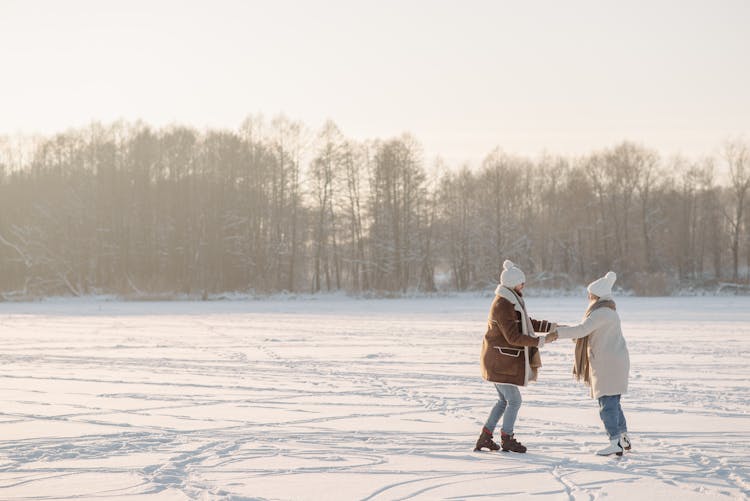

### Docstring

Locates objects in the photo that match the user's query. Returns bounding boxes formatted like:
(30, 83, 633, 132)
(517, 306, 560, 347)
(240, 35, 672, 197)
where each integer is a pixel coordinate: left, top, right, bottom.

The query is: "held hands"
(544, 323, 559, 343)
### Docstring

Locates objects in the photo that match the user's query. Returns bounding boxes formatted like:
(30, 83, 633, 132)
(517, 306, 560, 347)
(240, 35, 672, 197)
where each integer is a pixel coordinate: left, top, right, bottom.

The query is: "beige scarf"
(573, 299, 616, 385)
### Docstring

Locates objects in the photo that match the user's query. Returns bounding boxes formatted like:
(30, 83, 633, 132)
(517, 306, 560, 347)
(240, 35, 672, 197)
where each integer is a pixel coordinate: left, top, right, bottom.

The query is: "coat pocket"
(494, 346, 523, 357)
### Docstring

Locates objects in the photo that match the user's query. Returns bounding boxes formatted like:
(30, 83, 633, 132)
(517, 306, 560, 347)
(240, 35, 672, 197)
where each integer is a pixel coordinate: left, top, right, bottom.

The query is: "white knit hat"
(500, 260, 526, 288)
(587, 271, 617, 299)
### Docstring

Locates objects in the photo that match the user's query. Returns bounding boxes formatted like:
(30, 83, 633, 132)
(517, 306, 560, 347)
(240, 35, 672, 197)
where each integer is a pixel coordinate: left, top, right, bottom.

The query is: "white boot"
(596, 438, 624, 456)
(621, 433, 631, 451)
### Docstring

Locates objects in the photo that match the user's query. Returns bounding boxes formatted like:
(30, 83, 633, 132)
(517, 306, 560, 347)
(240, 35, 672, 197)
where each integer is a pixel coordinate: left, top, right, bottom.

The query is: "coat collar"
(495, 285, 526, 311)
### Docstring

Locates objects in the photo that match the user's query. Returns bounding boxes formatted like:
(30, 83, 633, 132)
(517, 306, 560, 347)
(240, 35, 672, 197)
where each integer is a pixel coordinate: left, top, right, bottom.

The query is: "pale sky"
(1, 0, 748, 165)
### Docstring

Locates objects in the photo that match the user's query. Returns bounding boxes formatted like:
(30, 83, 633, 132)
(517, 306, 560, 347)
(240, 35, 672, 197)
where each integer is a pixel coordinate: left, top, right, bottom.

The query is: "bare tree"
(310, 121, 345, 292)
(1, 119, 749, 298)
(339, 140, 370, 291)
(369, 135, 426, 291)
(725, 139, 750, 281)
(632, 146, 660, 273)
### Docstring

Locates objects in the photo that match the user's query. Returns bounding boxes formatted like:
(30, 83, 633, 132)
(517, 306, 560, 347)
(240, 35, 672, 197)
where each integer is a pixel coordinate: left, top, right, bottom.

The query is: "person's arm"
(493, 299, 545, 347)
(556, 311, 606, 340)
(530, 318, 555, 334)
(531, 318, 558, 347)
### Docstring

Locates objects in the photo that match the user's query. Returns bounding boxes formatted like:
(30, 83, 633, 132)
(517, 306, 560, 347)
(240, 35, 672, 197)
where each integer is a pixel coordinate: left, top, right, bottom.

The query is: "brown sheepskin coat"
(480, 286, 554, 386)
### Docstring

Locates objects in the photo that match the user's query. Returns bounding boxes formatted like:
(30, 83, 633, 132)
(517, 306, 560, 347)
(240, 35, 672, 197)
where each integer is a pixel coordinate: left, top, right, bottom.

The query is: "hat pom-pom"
(503, 259, 515, 271)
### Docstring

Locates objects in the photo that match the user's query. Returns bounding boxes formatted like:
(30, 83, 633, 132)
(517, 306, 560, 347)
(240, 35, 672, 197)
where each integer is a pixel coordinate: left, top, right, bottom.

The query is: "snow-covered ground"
(0, 295, 748, 500)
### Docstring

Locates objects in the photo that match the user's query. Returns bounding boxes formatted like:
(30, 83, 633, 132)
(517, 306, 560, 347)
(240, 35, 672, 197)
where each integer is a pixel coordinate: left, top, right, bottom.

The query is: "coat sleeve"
(556, 310, 606, 340)
(493, 298, 542, 347)
(530, 318, 553, 333)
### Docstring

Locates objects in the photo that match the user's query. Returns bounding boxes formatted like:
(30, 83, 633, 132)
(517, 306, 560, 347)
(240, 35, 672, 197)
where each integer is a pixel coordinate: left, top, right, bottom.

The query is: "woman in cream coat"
(555, 271, 631, 456)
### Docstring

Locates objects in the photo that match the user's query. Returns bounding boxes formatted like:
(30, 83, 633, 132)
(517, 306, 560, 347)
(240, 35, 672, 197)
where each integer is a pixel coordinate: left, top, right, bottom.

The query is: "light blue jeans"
(484, 383, 522, 435)
(598, 394, 628, 440)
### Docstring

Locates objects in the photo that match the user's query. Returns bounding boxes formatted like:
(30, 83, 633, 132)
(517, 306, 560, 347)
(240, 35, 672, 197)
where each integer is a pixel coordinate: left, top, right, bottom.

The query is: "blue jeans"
(484, 383, 522, 435)
(598, 394, 628, 440)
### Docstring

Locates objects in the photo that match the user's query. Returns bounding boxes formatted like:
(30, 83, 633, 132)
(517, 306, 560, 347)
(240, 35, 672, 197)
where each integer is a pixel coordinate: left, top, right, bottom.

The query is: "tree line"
(0, 117, 748, 298)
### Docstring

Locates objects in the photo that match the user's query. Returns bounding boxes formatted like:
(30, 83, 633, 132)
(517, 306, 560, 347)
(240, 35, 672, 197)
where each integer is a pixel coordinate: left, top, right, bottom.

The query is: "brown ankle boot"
(474, 427, 500, 451)
(501, 432, 527, 453)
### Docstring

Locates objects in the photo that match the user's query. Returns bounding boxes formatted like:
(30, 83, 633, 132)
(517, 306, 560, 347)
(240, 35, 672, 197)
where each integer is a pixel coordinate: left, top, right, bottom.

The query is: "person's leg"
(617, 399, 628, 435)
(475, 384, 508, 451)
(597, 395, 626, 455)
(495, 384, 526, 452)
(617, 397, 631, 450)
(497, 384, 522, 435)
(484, 383, 508, 432)
(598, 395, 621, 440)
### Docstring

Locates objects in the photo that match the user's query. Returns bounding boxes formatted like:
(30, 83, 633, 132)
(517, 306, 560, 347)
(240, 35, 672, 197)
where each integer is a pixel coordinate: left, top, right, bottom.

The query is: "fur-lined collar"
(495, 284, 522, 298)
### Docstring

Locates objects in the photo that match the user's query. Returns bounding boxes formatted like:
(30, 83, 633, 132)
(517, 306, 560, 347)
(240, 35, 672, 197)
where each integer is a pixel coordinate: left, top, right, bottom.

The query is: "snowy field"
(0, 295, 748, 500)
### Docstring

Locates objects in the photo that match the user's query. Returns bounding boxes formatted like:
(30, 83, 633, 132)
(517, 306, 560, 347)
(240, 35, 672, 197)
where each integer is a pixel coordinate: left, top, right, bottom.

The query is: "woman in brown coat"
(475, 260, 558, 453)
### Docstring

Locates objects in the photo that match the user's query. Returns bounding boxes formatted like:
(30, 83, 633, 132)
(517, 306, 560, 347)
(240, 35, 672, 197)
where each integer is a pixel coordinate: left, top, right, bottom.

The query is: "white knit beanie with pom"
(587, 271, 617, 300)
(500, 259, 526, 288)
